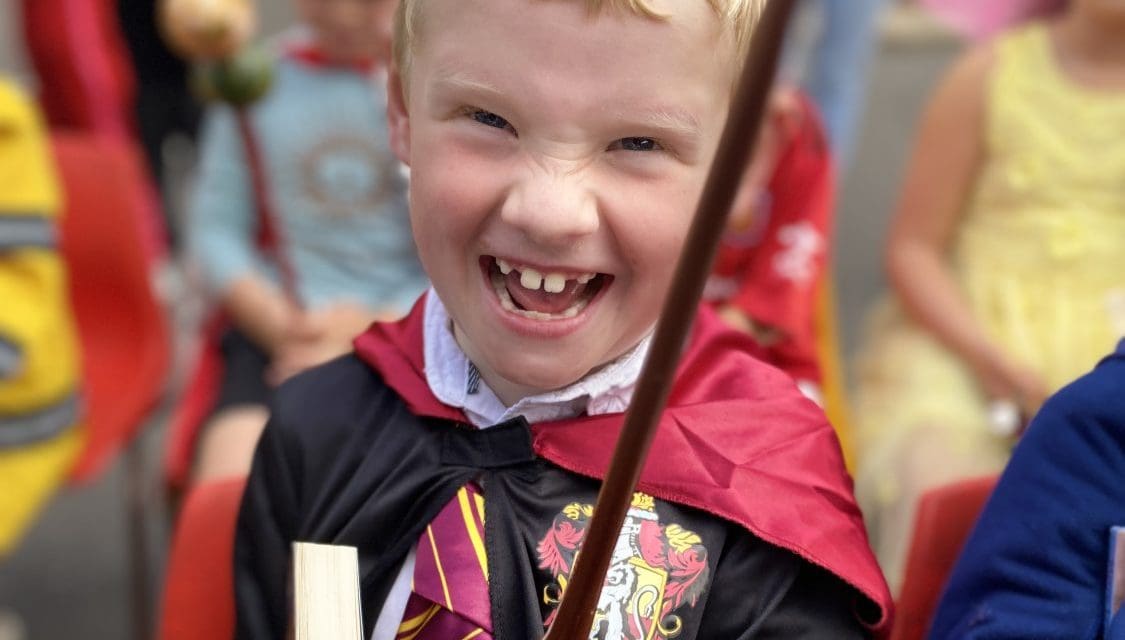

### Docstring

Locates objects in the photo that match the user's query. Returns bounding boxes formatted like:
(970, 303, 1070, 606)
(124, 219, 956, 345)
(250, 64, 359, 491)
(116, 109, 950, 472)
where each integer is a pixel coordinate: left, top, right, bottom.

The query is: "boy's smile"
(483, 256, 609, 321)
(387, 0, 736, 404)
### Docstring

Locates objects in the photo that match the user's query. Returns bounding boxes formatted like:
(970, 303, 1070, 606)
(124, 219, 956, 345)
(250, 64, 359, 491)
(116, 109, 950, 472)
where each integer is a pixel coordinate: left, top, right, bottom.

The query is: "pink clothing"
(919, 0, 1067, 40)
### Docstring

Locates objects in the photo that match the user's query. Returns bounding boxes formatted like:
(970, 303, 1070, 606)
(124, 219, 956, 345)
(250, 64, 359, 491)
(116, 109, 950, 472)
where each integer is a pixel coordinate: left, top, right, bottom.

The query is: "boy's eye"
(470, 109, 513, 131)
(610, 137, 663, 152)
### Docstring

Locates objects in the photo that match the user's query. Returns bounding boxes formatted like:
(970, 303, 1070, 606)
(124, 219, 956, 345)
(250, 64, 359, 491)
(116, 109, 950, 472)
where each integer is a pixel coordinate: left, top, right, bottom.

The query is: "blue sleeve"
(930, 361, 1125, 639)
(1111, 609, 1125, 640)
(186, 106, 261, 298)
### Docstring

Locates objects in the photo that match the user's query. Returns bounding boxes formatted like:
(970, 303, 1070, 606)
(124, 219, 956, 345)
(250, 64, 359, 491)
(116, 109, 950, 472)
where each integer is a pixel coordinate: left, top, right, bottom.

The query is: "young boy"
(235, 1, 893, 638)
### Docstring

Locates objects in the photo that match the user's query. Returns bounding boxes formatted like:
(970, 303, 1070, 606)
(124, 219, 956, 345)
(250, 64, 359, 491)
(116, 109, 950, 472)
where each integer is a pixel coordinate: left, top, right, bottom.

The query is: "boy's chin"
(485, 342, 639, 405)
(491, 361, 592, 398)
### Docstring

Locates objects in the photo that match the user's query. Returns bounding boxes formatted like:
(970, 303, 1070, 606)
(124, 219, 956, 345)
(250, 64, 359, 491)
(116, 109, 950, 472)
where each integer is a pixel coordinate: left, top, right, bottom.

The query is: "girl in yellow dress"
(853, 0, 1125, 590)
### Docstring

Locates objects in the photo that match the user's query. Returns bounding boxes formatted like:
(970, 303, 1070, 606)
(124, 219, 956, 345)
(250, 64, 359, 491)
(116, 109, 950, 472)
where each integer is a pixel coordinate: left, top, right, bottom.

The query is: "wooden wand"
(542, 1, 798, 637)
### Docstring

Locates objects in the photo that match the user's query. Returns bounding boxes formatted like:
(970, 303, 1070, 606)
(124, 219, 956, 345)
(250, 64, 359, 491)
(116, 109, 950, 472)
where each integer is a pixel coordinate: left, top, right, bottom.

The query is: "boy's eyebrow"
(431, 70, 701, 138)
(430, 70, 506, 98)
(612, 107, 701, 138)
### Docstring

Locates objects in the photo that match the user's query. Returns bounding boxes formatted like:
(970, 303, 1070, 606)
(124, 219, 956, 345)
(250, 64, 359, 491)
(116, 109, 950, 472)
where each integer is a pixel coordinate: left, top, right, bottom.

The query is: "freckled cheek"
(409, 156, 501, 252)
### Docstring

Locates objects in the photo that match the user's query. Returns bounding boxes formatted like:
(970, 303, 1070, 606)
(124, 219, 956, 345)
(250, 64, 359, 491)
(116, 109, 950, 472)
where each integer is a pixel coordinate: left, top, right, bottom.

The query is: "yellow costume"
(853, 24, 1125, 590)
(0, 78, 83, 557)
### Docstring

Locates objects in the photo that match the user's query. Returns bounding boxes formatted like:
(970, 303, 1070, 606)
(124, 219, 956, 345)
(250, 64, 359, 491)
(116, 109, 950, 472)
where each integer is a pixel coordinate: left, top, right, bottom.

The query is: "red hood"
(354, 294, 893, 634)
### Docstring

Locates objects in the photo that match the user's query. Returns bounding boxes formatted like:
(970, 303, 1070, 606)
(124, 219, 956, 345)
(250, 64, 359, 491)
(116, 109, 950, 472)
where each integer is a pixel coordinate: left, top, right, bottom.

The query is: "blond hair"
(392, 0, 767, 80)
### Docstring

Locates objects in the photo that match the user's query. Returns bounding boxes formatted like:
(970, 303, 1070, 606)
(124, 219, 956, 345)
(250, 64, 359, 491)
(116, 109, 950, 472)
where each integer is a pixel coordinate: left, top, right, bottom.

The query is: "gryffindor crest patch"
(537, 493, 710, 639)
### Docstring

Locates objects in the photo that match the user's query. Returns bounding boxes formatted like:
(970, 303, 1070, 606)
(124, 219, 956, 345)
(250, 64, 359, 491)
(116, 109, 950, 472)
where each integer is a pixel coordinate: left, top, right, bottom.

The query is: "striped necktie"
(395, 484, 493, 640)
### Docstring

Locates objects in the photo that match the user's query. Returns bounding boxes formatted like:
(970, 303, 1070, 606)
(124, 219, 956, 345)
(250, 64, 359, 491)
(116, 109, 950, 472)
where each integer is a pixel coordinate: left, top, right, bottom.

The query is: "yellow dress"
(853, 23, 1125, 590)
(0, 78, 83, 557)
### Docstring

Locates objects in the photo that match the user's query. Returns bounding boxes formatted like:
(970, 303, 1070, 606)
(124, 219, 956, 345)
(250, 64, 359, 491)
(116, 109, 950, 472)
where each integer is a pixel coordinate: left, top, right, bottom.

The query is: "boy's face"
(295, 0, 397, 63)
(388, 0, 736, 402)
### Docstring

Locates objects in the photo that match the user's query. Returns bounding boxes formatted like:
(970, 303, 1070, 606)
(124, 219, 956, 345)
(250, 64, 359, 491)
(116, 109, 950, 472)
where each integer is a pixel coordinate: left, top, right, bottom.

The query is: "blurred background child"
(852, 0, 1125, 590)
(931, 339, 1125, 638)
(187, 0, 427, 483)
(706, 87, 834, 403)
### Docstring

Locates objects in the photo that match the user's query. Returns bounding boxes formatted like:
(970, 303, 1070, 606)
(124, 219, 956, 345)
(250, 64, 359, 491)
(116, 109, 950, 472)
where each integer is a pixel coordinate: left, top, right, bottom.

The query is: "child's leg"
(192, 406, 268, 484)
(853, 299, 1013, 589)
(191, 330, 273, 484)
(858, 422, 1009, 593)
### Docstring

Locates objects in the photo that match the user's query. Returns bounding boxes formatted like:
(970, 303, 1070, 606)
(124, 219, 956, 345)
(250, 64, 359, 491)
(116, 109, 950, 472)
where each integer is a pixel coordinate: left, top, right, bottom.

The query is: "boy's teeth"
(543, 273, 567, 293)
(520, 268, 544, 290)
(492, 271, 589, 320)
(496, 257, 599, 292)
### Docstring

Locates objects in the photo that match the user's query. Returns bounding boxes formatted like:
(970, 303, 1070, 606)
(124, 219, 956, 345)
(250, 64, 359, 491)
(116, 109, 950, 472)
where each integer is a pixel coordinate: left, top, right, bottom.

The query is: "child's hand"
(972, 352, 1051, 422)
(717, 305, 784, 347)
(312, 301, 399, 345)
(268, 303, 397, 385)
(267, 315, 332, 385)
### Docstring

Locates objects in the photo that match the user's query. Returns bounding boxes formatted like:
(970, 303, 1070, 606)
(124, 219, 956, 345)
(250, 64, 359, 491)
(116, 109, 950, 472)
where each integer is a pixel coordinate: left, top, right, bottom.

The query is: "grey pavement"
(0, 4, 957, 638)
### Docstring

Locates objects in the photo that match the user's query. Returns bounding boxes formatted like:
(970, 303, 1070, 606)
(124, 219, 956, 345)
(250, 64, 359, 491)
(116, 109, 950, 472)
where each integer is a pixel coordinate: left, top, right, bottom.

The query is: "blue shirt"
(931, 340, 1125, 639)
(188, 47, 428, 313)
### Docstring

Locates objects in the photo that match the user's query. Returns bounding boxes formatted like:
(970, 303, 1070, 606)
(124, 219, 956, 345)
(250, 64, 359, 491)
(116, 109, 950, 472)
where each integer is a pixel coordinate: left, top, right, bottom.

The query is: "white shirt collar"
(422, 290, 651, 428)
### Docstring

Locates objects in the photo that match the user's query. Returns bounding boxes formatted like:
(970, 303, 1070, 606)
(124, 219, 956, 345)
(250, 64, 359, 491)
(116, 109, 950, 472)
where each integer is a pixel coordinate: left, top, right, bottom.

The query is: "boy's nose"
(499, 170, 599, 246)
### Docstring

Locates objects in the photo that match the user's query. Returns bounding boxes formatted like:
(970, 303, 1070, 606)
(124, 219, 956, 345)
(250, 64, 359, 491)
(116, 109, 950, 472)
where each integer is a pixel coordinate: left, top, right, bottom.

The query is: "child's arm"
(222, 274, 300, 356)
(885, 44, 1049, 417)
(188, 106, 297, 354)
(931, 375, 1125, 638)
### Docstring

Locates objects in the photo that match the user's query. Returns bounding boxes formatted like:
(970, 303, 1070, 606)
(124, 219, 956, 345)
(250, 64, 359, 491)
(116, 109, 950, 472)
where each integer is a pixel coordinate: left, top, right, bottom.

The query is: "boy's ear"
(386, 66, 411, 166)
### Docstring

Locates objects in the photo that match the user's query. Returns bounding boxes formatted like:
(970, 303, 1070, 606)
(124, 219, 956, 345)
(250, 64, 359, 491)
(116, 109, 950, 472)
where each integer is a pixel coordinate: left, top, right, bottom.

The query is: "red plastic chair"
(891, 474, 999, 640)
(52, 132, 172, 639)
(159, 477, 246, 640)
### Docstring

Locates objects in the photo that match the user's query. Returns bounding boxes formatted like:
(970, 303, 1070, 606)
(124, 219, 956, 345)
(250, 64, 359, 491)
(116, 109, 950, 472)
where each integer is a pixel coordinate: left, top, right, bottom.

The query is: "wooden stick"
(541, 1, 797, 637)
